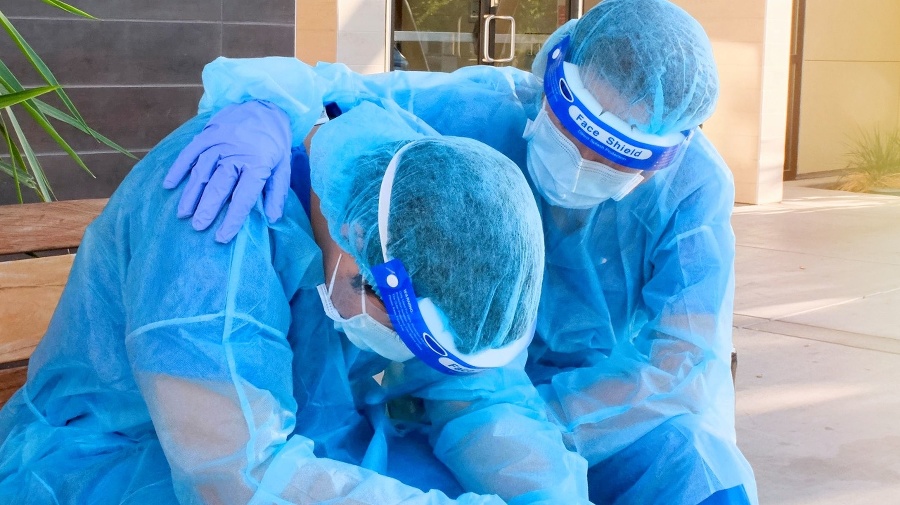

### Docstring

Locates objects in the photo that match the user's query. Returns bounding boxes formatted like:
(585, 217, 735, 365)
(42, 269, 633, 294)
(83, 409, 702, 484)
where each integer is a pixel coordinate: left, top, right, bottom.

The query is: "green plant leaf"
(21, 101, 95, 177)
(0, 85, 58, 108)
(0, 159, 37, 189)
(0, 60, 134, 161)
(1, 114, 32, 202)
(0, 10, 94, 138)
(33, 99, 137, 159)
(5, 108, 53, 201)
(0, 59, 26, 92)
(39, 0, 98, 19)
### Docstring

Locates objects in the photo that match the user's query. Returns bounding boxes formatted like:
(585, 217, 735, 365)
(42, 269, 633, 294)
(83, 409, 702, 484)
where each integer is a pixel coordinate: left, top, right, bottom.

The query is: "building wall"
(0, 0, 295, 204)
(796, 0, 900, 175)
(296, 1, 337, 64)
(586, 0, 790, 204)
(296, 0, 388, 73)
(667, 0, 790, 204)
(295, 0, 791, 203)
(337, 0, 390, 74)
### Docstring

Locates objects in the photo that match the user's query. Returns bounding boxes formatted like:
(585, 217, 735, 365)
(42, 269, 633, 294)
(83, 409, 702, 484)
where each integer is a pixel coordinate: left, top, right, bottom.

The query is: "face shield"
(543, 35, 694, 173)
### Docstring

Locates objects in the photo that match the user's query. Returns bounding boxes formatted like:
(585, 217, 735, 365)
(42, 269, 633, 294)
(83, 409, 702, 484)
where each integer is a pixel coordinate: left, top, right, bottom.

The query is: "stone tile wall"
(0, 0, 294, 203)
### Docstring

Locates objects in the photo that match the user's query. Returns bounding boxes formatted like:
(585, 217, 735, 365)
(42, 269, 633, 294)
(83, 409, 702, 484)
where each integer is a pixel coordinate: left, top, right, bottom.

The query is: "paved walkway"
(732, 183, 900, 504)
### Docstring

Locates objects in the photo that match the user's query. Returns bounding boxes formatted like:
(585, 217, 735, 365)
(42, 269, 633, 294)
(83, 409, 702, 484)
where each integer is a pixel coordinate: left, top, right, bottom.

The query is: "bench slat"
(0, 255, 75, 364)
(0, 199, 107, 255)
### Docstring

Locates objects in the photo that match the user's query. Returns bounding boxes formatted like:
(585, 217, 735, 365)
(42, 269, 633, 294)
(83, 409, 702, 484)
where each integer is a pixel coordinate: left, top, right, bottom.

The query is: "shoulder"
(649, 129, 734, 219)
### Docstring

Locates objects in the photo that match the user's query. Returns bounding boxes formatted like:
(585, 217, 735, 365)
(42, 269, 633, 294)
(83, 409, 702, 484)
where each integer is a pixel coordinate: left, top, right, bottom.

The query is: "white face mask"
(316, 254, 414, 362)
(523, 107, 644, 209)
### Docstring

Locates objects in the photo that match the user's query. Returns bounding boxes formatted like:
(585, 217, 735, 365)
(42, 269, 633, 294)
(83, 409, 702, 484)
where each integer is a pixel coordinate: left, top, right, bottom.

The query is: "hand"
(164, 100, 293, 243)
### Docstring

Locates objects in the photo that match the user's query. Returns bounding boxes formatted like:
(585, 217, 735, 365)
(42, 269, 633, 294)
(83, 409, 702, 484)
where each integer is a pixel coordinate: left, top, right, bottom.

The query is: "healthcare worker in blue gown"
(164, 0, 758, 503)
(0, 99, 593, 504)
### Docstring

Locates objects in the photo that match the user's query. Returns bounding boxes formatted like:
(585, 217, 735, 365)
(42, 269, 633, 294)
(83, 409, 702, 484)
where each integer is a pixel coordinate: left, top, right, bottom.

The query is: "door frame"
(783, 0, 806, 181)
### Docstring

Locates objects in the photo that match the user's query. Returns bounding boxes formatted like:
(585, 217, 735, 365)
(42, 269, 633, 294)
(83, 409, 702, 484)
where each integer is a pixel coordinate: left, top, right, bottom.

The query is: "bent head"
(527, 0, 719, 208)
(310, 104, 544, 373)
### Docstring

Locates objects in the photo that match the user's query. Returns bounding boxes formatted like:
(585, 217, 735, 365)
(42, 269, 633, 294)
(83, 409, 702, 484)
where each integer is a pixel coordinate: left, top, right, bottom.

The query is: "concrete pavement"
(731, 183, 900, 504)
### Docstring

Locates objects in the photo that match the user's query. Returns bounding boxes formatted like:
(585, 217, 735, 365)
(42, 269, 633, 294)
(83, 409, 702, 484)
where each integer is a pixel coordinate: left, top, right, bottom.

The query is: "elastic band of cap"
(377, 141, 417, 262)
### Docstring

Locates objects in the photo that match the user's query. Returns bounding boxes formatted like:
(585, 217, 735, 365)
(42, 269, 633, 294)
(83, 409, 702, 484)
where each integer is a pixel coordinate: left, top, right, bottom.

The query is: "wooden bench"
(0, 199, 107, 407)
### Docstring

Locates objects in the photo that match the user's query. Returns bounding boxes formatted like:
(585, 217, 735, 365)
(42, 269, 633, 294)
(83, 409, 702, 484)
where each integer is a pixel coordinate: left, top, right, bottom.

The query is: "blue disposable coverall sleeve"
(197, 57, 540, 149)
(119, 117, 505, 505)
(373, 355, 590, 505)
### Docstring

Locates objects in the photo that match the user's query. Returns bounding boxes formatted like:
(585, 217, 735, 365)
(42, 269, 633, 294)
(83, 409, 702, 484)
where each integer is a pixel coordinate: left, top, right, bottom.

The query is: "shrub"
(835, 127, 900, 193)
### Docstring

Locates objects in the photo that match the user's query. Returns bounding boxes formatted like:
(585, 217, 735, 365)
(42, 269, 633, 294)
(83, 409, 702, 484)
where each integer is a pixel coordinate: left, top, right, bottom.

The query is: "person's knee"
(586, 418, 722, 504)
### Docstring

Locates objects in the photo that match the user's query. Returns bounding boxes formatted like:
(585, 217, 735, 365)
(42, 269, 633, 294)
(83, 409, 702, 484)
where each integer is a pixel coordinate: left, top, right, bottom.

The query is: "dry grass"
(835, 172, 900, 193)
(834, 128, 900, 193)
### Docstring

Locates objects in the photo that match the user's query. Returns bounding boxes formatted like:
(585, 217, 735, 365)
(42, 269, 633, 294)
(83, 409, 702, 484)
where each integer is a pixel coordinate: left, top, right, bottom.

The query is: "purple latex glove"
(163, 100, 293, 243)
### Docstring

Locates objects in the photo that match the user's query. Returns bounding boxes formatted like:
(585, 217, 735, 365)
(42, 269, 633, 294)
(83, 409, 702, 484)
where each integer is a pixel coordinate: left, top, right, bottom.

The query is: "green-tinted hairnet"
(533, 0, 719, 135)
(310, 102, 544, 354)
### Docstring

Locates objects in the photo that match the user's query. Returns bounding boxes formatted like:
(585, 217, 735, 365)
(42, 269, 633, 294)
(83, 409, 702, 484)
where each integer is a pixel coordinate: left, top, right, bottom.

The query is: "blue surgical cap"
(533, 0, 719, 135)
(310, 103, 544, 354)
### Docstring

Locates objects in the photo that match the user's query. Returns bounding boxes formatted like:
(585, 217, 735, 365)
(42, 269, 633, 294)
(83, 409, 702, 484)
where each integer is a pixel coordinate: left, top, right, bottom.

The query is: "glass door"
(392, 0, 577, 73)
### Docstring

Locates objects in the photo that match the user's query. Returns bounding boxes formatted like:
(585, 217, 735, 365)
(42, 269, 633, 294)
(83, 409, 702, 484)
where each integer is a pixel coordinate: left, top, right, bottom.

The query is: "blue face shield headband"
(368, 142, 534, 375)
(543, 36, 694, 171)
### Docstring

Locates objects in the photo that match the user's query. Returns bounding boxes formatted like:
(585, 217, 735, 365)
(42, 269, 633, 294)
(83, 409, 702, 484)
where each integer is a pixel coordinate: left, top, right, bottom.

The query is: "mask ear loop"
(359, 279, 369, 316)
(318, 253, 350, 323)
(327, 253, 343, 297)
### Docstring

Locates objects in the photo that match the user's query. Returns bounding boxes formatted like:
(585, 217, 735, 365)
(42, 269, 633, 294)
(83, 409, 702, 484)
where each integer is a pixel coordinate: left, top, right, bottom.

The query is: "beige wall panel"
(335, 0, 388, 72)
(720, 134, 762, 185)
(674, 0, 765, 21)
(296, 0, 338, 62)
(734, 182, 758, 204)
(705, 62, 763, 147)
(797, 61, 900, 175)
(755, 0, 791, 203)
(675, 0, 783, 203)
(298, 1, 338, 25)
(585, 0, 765, 22)
(705, 106, 762, 139)
(702, 18, 765, 45)
(338, 0, 386, 33)
(804, 0, 900, 62)
(755, 156, 784, 202)
(337, 30, 387, 67)
(346, 64, 390, 75)
(296, 29, 337, 64)
(703, 38, 764, 142)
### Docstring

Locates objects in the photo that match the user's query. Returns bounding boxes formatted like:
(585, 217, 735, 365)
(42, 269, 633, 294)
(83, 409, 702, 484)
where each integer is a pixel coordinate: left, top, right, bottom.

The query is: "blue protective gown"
(193, 57, 758, 505)
(0, 113, 589, 504)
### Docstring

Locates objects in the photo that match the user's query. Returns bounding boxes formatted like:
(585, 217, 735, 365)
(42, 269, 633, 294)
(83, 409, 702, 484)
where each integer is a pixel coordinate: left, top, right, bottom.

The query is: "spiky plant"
(0, 0, 133, 203)
(835, 127, 900, 193)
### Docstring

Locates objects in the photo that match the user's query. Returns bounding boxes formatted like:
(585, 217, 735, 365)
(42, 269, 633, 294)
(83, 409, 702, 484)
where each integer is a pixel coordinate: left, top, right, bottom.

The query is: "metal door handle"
(482, 15, 516, 63)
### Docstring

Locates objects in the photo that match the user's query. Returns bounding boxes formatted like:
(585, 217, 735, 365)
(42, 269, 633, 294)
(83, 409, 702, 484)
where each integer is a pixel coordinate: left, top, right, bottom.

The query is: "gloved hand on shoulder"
(163, 100, 293, 243)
